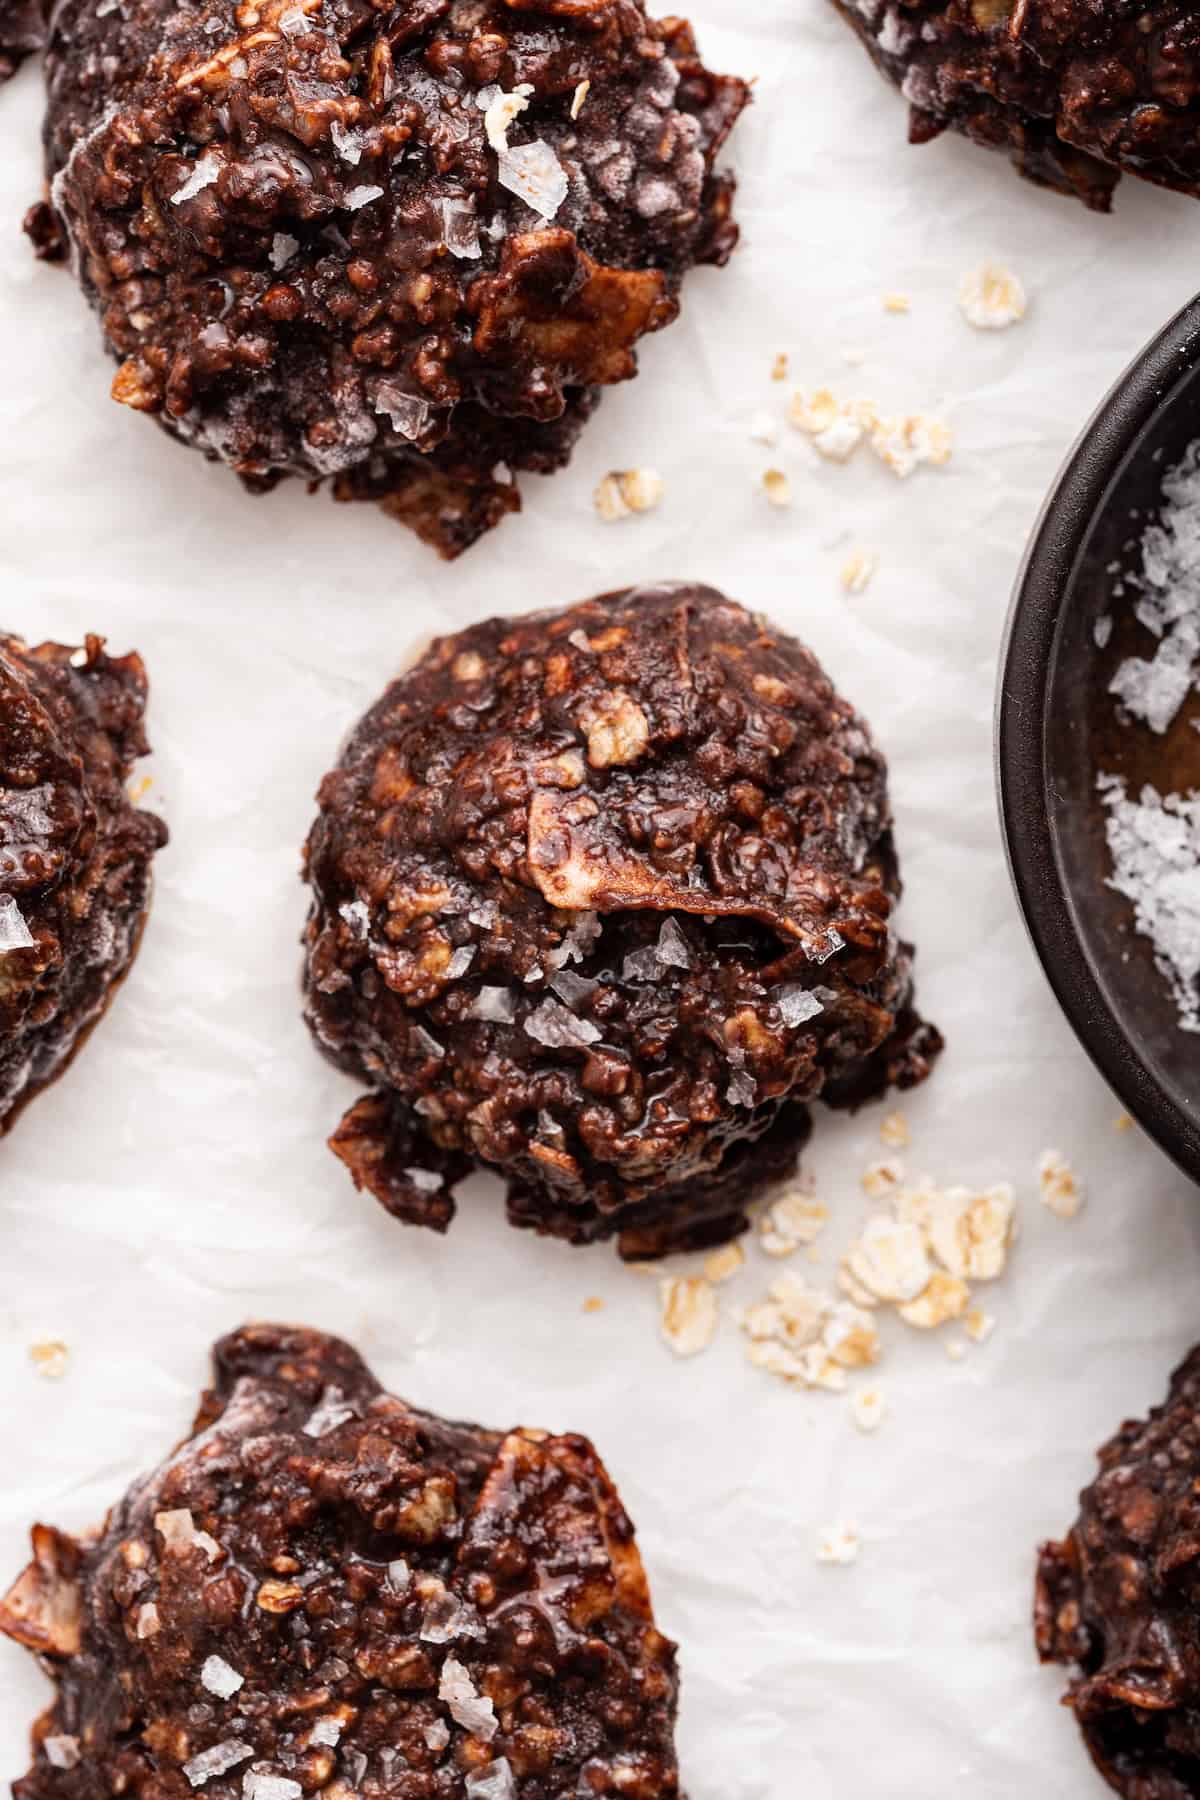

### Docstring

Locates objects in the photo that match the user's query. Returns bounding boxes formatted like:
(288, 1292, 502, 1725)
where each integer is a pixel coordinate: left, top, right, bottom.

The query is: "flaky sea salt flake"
(182, 1742, 253, 1787)
(202, 1656, 244, 1699)
(497, 140, 568, 220)
(172, 153, 219, 204)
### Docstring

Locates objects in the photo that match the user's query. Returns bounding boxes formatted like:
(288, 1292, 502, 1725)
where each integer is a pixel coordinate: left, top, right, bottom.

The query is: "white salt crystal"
(372, 381, 429, 441)
(155, 1509, 222, 1562)
(309, 1720, 342, 1748)
(1101, 774, 1200, 1030)
(775, 984, 824, 1027)
(338, 898, 368, 937)
(438, 196, 481, 260)
(243, 1775, 302, 1800)
(386, 1558, 410, 1594)
(1110, 441, 1200, 732)
(0, 894, 35, 952)
(445, 945, 476, 978)
(302, 1386, 357, 1437)
(44, 1738, 80, 1770)
(726, 1068, 757, 1107)
(172, 154, 219, 205)
(656, 918, 691, 969)
(183, 1742, 253, 1787)
(270, 233, 299, 271)
(404, 1167, 443, 1194)
(464, 1761, 515, 1799)
(471, 987, 515, 1023)
(524, 996, 601, 1049)
(344, 185, 383, 211)
(330, 120, 363, 165)
(1094, 613, 1113, 650)
(424, 1721, 450, 1753)
(496, 141, 568, 221)
(438, 1656, 497, 1742)
(201, 1656, 244, 1699)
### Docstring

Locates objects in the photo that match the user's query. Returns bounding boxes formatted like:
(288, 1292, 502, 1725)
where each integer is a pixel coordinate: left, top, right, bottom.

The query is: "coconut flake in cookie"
(0, 1323, 682, 1800)
(831, 0, 1200, 212)
(0, 632, 166, 1134)
(301, 582, 942, 1259)
(1035, 1345, 1200, 1795)
(27, 0, 748, 556)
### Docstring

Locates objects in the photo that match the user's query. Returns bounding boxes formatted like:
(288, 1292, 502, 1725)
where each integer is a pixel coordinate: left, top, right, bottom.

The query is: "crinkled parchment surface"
(4, 7, 1200, 1797)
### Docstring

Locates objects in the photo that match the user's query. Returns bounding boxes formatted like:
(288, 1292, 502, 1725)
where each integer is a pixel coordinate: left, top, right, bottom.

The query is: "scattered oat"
(958, 261, 1026, 331)
(771, 353, 788, 382)
(869, 412, 953, 478)
(570, 79, 590, 119)
(749, 410, 778, 447)
(582, 1295, 605, 1315)
(965, 1307, 995, 1345)
(897, 1181, 1016, 1283)
(790, 388, 866, 462)
(842, 1214, 932, 1304)
(741, 1274, 878, 1390)
(840, 549, 877, 595)
(851, 1386, 887, 1433)
(882, 291, 911, 314)
(1039, 1149, 1084, 1219)
(944, 1338, 967, 1363)
(862, 1158, 903, 1199)
(29, 1338, 69, 1379)
(880, 1111, 909, 1150)
(897, 1271, 970, 1329)
(704, 1242, 745, 1284)
(816, 1523, 860, 1565)
(758, 1191, 828, 1257)
(594, 468, 664, 522)
(762, 468, 792, 508)
(659, 1276, 718, 1358)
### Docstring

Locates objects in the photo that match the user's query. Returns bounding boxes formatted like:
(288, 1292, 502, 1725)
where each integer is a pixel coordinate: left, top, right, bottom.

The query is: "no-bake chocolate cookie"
(0, 1322, 681, 1800)
(0, 632, 166, 1132)
(25, 0, 746, 555)
(302, 582, 942, 1258)
(1036, 1345, 1200, 1796)
(832, 0, 1200, 212)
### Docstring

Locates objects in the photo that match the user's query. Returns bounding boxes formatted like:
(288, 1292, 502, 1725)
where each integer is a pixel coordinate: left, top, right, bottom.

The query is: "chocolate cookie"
(302, 582, 942, 1258)
(0, 632, 166, 1132)
(1036, 1345, 1200, 1796)
(0, 1322, 681, 1800)
(26, 0, 746, 555)
(832, 0, 1200, 212)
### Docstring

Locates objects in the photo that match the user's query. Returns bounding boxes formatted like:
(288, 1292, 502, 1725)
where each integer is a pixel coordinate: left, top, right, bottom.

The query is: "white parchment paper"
(5, 9, 1200, 1795)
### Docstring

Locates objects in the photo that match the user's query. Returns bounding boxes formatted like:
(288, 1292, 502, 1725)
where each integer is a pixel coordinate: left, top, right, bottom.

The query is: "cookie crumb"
(582, 1296, 605, 1315)
(29, 1338, 69, 1380)
(762, 468, 792, 508)
(1114, 1113, 1134, 1133)
(958, 261, 1026, 330)
(1039, 1149, 1084, 1220)
(965, 1307, 995, 1345)
(816, 1523, 861, 1565)
(880, 1110, 909, 1149)
(840, 549, 878, 594)
(704, 1242, 745, 1284)
(771, 353, 788, 382)
(659, 1276, 718, 1357)
(944, 1338, 967, 1363)
(882, 291, 911, 315)
(850, 1386, 887, 1434)
(594, 468, 664, 522)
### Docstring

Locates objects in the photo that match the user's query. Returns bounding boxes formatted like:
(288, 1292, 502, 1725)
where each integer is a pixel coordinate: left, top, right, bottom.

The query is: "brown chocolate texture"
(302, 582, 942, 1258)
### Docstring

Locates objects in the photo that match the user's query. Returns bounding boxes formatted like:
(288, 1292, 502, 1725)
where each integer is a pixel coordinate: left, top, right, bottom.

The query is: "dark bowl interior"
(998, 298, 1200, 1182)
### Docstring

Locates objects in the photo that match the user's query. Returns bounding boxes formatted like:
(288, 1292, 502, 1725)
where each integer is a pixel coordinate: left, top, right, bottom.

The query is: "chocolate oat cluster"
(832, 0, 1200, 211)
(0, 632, 166, 1133)
(302, 582, 942, 1258)
(0, 1323, 681, 1800)
(25, 0, 747, 554)
(1036, 1345, 1200, 1796)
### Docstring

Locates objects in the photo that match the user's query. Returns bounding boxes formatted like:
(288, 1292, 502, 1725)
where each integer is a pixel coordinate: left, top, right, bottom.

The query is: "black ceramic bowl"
(998, 297, 1200, 1183)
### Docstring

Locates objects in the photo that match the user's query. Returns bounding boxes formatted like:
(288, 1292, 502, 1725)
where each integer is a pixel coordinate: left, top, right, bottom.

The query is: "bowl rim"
(996, 294, 1200, 1183)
